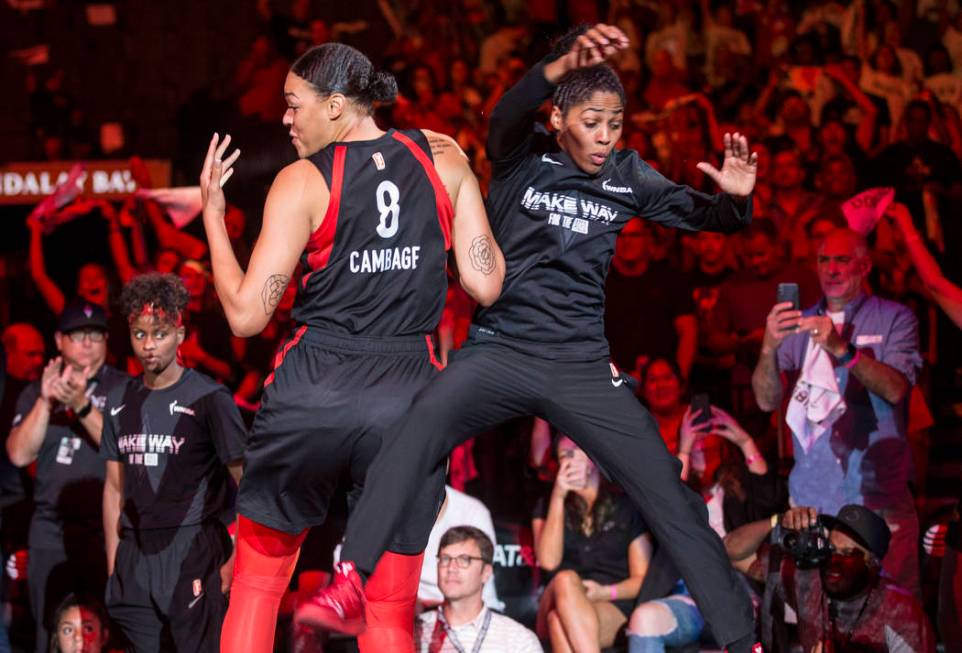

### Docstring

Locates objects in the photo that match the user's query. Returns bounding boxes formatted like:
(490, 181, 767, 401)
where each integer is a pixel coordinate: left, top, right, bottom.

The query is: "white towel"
(785, 338, 847, 454)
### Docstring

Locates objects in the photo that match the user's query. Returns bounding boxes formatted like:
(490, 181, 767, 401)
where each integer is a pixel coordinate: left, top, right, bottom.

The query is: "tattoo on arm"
(429, 136, 453, 158)
(261, 274, 290, 315)
(468, 236, 496, 275)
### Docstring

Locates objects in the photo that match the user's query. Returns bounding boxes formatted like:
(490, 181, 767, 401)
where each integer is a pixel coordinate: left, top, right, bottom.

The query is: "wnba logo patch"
(192, 579, 202, 597)
(372, 152, 385, 170)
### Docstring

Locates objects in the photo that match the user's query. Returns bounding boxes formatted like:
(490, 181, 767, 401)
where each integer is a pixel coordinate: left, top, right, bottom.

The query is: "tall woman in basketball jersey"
(199, 44, 505, 653)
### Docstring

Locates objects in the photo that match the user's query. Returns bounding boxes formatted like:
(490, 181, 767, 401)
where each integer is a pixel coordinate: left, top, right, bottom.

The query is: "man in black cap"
(725, 504, 936, 652)
(6, 300, 128, 652)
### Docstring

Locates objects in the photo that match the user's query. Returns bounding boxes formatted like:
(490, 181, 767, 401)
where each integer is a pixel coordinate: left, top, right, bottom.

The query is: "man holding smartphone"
(752, 227, 923, 596)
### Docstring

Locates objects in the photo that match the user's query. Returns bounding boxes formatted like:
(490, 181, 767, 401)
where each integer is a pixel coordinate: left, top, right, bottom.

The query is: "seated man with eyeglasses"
(415, 526, 542, 653)
(6, 300, 129, 651)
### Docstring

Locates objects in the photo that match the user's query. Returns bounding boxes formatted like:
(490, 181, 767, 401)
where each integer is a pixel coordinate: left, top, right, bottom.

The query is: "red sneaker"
(295, 561, 366, 635)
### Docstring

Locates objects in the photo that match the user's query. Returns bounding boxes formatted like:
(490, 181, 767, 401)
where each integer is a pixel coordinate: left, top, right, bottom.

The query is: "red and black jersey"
(292, 128, 453, 337)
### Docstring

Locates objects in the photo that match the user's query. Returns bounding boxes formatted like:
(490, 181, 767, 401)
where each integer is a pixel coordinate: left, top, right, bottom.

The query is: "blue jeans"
(628, 595, 705, 653)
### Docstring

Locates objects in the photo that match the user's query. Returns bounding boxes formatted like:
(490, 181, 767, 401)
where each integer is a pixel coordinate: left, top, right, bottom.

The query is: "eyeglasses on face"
(437, 554, 489, 569)
(67, 329, 106, 343)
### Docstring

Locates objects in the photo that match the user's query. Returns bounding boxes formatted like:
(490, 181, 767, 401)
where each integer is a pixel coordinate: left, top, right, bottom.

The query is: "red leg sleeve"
(220, 516, 307, 653)
(357, 550, 425, 653)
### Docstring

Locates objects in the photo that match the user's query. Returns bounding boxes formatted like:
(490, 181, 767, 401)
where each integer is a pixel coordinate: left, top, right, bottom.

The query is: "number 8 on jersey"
(376, 180, 400, 239)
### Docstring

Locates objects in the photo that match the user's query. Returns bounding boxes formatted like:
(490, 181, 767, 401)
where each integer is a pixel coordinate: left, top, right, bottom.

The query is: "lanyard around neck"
(433, 608, 493, 653)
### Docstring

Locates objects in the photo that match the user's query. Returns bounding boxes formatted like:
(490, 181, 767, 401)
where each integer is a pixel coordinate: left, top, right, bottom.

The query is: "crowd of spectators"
(4, 0, 962, 651)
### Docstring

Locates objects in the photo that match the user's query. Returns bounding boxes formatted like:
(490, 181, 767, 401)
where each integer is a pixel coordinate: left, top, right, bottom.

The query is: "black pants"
(341, 337, 755, 646)
(105, 521, 230, 653)
(237, 328, 445, 551)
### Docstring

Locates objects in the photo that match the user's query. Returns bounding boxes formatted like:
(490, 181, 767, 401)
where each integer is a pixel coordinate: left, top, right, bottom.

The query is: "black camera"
(778, 525, 831, 569)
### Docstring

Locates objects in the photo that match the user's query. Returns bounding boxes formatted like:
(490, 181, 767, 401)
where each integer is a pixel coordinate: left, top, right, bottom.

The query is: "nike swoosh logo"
(541, 154, 562, 166)
(611, 378, 624, 388)
(110, 405, 125, 416)
(188, 592, 204, 609)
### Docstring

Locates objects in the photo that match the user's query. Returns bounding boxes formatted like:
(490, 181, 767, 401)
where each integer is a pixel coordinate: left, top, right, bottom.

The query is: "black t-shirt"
(12, 365, 129, 549)
(604, 261, 695, 371)
(476, 59, 751, 361)
(100, 368, 246, 531)
(532, 492, 647, 586)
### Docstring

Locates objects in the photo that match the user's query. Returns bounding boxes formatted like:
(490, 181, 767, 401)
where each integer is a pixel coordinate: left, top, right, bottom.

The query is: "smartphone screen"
(776, 282, 800, 311)
(691, 393, 711, 427)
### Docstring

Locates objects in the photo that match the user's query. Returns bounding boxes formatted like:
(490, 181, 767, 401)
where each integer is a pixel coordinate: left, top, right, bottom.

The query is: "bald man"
(3, 324, 45, 384)
(752, 228, 923, 595)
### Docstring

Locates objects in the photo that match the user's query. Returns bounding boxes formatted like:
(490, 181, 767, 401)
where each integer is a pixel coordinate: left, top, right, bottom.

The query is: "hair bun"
(366, 70, 398, 104)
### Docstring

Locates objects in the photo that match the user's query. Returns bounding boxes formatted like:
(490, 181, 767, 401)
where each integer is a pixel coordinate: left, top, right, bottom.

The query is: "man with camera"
(752, 228, 923, 596)
(725, 504, 935, 652)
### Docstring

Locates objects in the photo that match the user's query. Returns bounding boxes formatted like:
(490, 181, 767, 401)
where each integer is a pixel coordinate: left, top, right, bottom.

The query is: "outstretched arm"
(888, 202, 962, 329)
(27, 217, 65, 315)
(141, 195, 208, 261)
(200, 134, 320, 337)
(633, 132, 757, 234)
(428, 131, 504, 307)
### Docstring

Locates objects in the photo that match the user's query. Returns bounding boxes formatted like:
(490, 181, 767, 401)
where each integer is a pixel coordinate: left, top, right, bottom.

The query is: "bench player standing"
(101, 273, 247, 652)
(299, 25, 763, 653)
(199, 43, 504, 653)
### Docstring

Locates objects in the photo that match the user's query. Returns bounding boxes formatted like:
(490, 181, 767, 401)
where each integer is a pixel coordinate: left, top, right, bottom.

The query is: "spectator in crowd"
(688, 232, 737, 403)
(871, 99, 962, 279)
(709, 219, 819, 425)
(533, 437, 650, 652)
(860, 44, 913, 129)
(28, 219, 110, 318)
(752, 227, 923, 595)
(415, 527, 540, 653)
(0, 326, 43, 653)
(767, 147, 829, 260)
(700, 0, 751, 90)
(725, 505, 935, 653)
(628, 360, 784, 653)
(643, 49, 692, 111)
(234, 34, 290, 123)
(26, 206, 132, 368)
(639, 356, 786, 536)
(48, 593, 110, 653)
(478, 23, 528, 77)
(417, 486, 502, 613)
(821, 55, 892, 149)
(101, 274, 245, 652)
(1, 325, 45, 411)
(177, 260, 236, 383)
(6, 301, 127, 653)
(605, 218, 697, 380)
